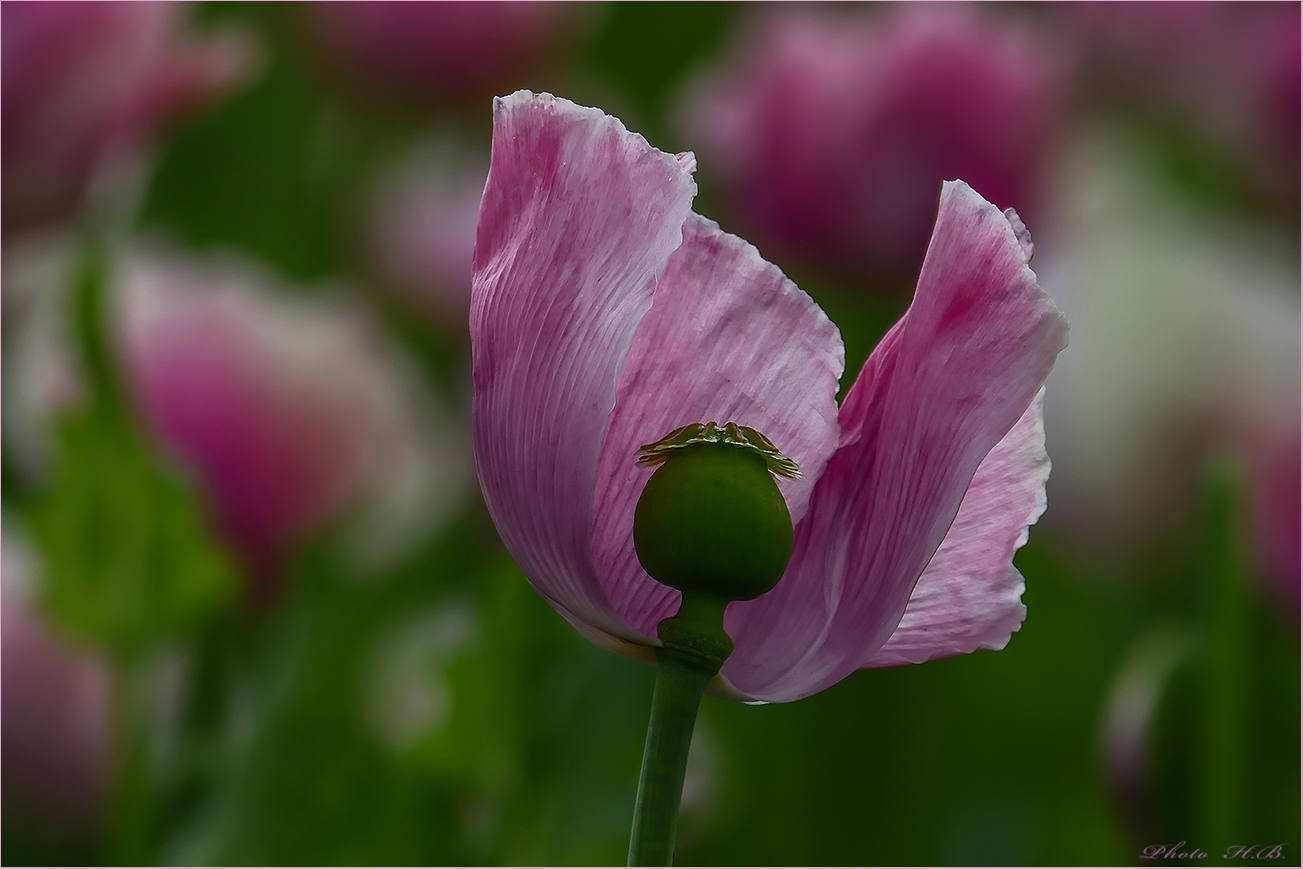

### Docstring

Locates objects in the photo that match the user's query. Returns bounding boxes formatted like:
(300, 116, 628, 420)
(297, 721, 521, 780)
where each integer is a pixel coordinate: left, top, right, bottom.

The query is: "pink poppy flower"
(680, 6, 1062, 281)
(470, 92, 1068, 703)
(117, 252, 416, 588)
(305, 1, 578, 106)
(1, 0, 247, 233)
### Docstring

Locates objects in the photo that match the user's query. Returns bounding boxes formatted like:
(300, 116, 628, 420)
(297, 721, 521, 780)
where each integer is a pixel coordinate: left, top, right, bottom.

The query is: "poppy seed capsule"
(633, 424, 797, 603)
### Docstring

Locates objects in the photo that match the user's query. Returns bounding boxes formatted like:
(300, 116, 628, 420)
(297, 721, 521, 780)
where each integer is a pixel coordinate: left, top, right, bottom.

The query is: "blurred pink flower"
(2, 536, 112, 836)
(367, 146, 487, 326)
(305, 1, 578, 105)
(681, 7, 1062, 281)
(116, 253, 415, 586)
(1063, 1, 1301, 205)
(1, 1, 247, 233)
(471, 93, 1068, 702)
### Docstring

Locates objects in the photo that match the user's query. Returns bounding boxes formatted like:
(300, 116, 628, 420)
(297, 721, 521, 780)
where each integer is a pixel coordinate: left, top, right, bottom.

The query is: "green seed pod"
(633, 423, 797, 603)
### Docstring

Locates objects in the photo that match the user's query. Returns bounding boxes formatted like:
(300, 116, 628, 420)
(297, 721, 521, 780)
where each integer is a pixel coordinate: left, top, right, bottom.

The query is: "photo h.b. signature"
(1140, 842, 1289, 861)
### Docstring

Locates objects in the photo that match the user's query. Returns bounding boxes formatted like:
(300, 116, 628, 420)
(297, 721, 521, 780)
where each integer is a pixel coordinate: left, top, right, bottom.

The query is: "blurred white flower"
(1037, 129, 1300, 555)
(1, 234, 84, 481)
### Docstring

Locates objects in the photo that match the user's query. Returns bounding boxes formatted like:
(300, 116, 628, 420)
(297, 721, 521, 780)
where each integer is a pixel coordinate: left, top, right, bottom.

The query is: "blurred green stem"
(1198, 462, 1248, 850)
(70, 233, 122, 416)
(71, 234, 160, 864)
(73, 234, 152, 863)
(184, 618, 231, 736)
(108, 656, 155, 866)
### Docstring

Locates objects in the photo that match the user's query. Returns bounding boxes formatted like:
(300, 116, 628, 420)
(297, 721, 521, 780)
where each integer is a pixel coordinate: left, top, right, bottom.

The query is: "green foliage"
(27, 240, 238, 658)
(163, 544, 468, 866)
(29, 407, 238, 657)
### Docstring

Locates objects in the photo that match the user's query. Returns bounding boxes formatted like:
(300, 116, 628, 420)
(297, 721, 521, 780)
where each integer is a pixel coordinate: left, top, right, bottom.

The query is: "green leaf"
(30, 408, 239, 657)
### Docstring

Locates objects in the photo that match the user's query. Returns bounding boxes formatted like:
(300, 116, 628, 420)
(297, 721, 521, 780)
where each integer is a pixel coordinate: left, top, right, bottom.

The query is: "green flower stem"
(627, 431, 796, 865)
(72, 233, 155, 864)
(70, 234, 122, 415)
(108, 657, 155, 866)
(1198, 462, 1249, 848)
(628, 594, 732, 867)
(628, 650, 714, 867)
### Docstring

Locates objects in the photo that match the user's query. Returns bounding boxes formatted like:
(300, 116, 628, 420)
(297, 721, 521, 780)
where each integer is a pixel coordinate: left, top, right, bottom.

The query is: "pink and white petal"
(723, 180, 1068, 702)
(864, 388, 1047, 667)
(591, 213, 845, 637)
(471, 91, 697, 651)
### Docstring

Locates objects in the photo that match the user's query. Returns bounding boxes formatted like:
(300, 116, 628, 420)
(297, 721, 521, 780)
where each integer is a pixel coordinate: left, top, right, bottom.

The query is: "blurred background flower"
(363, 140, 487, 329)
(302, 1, 582, 109)
(115, 248, 463, 590)
(2, 2, 1297, 866)
(681, 5, 1063, 285)
(2, 530, 113, 865)
(1036, 129, 1300, 562)
(1062, 0, 1300, 219)
(1240, 419, 1301, 618)
(1, 0, 250, 235)
(1, 236, 86, 481)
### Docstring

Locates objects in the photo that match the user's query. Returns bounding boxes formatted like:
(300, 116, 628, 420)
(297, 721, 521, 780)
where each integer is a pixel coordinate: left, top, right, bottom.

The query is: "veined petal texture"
(724, 180, 1069, 702)
(865, 388, 1047, 667)
(470, 91, 697, 653)
(591, 213, 845, 638)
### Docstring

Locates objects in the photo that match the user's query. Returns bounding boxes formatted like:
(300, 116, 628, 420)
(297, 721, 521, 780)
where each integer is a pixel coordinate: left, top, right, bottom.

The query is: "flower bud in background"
(680, 6, 1062, 283)
(116, 249, 460, 589)
(366, 142, 488, 328)
(1, 0, 249, 235)
(303, 1, 580, 108)
(1, 532, 112, 852)
(1061, 1, 1301, 213)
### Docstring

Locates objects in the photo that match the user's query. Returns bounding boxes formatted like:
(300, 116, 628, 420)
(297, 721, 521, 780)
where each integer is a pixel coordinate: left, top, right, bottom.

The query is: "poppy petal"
(864, 388, 1047, 667)
(723, 180, 1068, 701)
(470, 91, 697, 651)
(591, 213, 845, 637)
